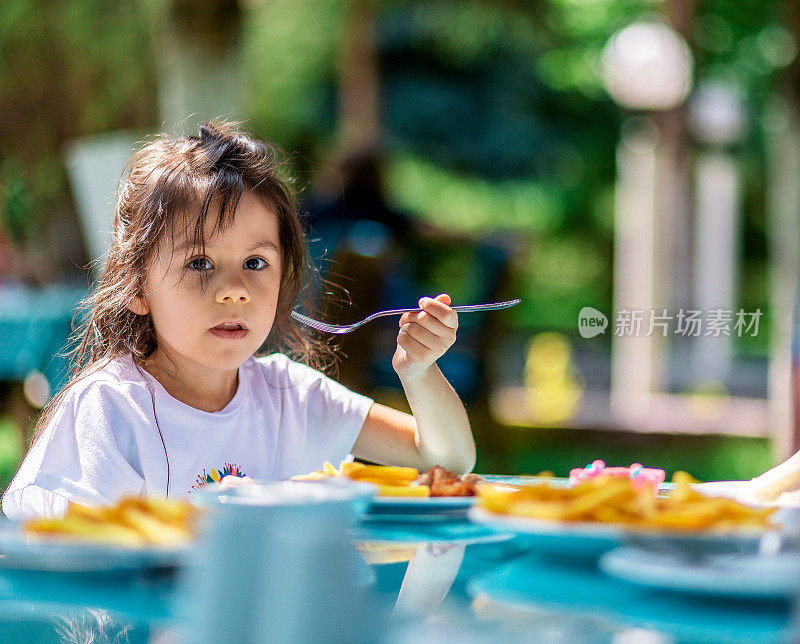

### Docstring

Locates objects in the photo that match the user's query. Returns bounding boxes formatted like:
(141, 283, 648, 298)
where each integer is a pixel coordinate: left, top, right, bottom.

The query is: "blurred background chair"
(0, 284, 85, 445)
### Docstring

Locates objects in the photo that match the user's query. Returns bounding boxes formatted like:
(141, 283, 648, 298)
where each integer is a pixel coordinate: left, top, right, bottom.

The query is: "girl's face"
(133, 191, 283, 379)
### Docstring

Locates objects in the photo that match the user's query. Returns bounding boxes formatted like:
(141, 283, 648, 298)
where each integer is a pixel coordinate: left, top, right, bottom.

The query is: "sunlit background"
(1, 0, 799, 486)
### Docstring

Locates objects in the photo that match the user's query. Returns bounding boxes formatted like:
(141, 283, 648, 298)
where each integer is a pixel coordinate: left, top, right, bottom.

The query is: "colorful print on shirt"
(191, 462, 248, 492)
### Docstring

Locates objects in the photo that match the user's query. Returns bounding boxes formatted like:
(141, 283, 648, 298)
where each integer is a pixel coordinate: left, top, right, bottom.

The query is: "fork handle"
(370, 298, 521, 320)
(452, 299, 521, 313)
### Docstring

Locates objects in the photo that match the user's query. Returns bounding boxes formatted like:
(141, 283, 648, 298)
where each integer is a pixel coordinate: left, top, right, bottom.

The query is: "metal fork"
(290, 298, 521, 334)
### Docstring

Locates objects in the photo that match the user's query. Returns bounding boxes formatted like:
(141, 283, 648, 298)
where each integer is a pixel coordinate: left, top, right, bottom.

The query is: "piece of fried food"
(23, 496, 199, 548)
(293, 461, 485, 497)
(477, 471, 776, 532)
(292, 460, 431, 496)
(372, 483, 431, 497)
(23, 516, 147, 548)
(416, 465, 484, 496)
(339, 462, 420, 486)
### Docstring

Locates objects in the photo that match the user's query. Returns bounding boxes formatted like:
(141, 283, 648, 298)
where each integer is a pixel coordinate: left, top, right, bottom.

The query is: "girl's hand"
(392, 294, 458, 381)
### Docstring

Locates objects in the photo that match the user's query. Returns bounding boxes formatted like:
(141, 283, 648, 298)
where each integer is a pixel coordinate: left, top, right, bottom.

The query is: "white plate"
(0, 528, 191, 573)
(600, 545, 800, 598)
(469, 506, 623, 557)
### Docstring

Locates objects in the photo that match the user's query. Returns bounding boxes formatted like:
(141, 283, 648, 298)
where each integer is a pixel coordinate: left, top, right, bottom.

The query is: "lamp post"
(601, 20, 694, 424)
(765, 96, 800, 456)
(688, 81, 747, 386)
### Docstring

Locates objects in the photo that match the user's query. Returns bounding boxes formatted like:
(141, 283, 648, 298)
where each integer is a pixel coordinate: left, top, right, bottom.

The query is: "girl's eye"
(244, 257, 268, 271)
(187, 257, 213, 271)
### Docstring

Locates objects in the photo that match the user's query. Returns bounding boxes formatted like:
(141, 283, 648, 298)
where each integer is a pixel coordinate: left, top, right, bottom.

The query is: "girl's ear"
(128, 296, 149, 316)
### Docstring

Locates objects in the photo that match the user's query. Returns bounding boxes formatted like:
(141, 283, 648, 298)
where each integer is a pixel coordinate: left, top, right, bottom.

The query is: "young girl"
(2, 121, 475, 520)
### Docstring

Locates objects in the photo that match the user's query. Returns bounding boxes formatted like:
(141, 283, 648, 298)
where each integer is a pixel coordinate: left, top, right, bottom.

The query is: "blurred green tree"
(0, 0, 157, 279)
(245, 0, 793, 338)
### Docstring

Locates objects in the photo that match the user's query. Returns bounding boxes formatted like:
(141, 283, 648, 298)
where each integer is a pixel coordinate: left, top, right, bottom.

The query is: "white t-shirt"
(2, 353, 373, 521)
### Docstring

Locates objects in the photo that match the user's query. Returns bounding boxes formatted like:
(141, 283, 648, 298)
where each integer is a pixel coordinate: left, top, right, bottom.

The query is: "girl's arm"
(747, 450, 800, 502)
(351, 294, 476, 474)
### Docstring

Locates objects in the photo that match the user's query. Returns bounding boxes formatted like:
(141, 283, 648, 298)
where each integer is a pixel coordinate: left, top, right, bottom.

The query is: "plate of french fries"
(292, 461, 476, 512)
(0, 496, 199, 572)
(470, 472, 779, 557)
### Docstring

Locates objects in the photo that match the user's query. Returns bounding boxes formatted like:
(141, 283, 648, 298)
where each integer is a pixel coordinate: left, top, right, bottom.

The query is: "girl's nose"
(215, 276, 251, 304)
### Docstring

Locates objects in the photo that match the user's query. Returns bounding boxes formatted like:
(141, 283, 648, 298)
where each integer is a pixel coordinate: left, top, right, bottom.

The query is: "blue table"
(0, 514, 796, 643)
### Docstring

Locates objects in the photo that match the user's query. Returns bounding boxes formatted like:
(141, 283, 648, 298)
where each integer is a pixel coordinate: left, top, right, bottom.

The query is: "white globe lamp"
(688, 81, 747, 146)
(602, 21, 694, 111)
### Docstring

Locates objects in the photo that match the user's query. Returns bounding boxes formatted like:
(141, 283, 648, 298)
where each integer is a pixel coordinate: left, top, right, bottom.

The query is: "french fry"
(374, 484, 430, 497)
(476, 485, 520, 513)
(507, 500, 571, 521)
(66, 502, 108, 523)
(560, 479, 634, 520)
(339, 462, 419, 483)
(117, 506, 193, 546)
(25, 516, 146, 548)
(135, 496, 195, 526)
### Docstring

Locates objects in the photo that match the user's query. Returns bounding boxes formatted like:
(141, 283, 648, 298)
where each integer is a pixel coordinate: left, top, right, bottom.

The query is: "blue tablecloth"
(0, 515, 796, 643)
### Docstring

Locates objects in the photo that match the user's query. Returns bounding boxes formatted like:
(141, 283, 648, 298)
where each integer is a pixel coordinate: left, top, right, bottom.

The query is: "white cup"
(179, 480, 380, 643)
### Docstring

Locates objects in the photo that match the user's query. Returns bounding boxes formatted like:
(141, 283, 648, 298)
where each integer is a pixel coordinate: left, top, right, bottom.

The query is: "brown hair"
(30, 121, 333, 486)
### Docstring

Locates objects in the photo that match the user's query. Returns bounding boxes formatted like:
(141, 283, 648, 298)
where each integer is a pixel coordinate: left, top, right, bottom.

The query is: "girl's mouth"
(210, 322, 249, 340)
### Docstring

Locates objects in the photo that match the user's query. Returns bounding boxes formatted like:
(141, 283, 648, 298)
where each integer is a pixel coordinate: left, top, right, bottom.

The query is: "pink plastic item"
(569, 460, 665, 492)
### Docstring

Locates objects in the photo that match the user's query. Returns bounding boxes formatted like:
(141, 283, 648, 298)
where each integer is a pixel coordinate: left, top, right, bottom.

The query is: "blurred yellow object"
(292, 470, 328, 481)
(477, 471, 775, 532)
(24, 496, 199, 548)
(523, 333, 584, 425)
(687, 380, 730, 420)
(292, 460, 429, 497)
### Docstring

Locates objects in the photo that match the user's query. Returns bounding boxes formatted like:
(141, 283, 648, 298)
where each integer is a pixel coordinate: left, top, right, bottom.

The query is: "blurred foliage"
(169, 0, 241, 52)
(0, 0, 156, 265)
(383, 153, 564, 233)
(245, 0, 345, 152)
(0, 417, 23, 492)
(244, 0, 792, 350)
